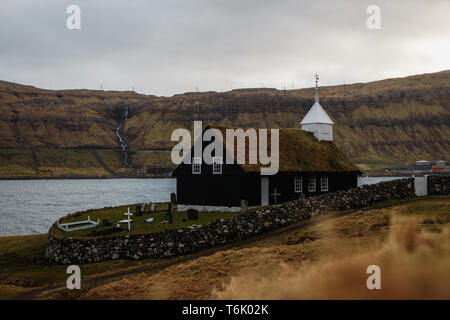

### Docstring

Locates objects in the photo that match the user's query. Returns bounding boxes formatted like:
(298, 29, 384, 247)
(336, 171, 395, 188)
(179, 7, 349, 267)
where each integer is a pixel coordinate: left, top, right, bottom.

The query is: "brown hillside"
(124, 70, 450, 169)
(0, 70, 449, 177)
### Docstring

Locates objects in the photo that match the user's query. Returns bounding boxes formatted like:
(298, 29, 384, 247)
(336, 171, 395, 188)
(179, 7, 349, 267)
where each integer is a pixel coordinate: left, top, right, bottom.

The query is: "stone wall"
(45, 178, 416, 264)
(428, 175, 450, 196)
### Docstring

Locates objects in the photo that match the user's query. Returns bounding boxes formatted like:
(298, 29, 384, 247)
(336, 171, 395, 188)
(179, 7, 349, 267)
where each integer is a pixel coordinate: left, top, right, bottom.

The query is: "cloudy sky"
(0, 0, 449, 96)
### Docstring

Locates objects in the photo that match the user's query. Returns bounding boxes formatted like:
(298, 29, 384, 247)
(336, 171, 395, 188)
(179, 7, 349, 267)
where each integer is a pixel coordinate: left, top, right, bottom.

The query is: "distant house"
(172, 74, 361, 211)
(408, 160, 432, 171)
(433, 161, 446, 171)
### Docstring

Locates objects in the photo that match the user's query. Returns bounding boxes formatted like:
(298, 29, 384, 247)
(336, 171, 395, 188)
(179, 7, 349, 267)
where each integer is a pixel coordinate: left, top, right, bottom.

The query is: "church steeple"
(300, 74, 334, 141)
(315, 73, 319, 103)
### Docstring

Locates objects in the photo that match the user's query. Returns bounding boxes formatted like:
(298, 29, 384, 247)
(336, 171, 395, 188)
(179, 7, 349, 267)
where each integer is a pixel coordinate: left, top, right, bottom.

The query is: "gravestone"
(170, 193, 177, 204)
(124, 207, 133, 231)
(150, 203, 156, 213)
(298, 193, 305, 201)
(165, 211, 173, 224)
(240, 199, 248, 214)
(187, 208, 198, 220)
(165, 203, 173, 223)
(135, 204, 143, 216)
(170, 193, 177, 213)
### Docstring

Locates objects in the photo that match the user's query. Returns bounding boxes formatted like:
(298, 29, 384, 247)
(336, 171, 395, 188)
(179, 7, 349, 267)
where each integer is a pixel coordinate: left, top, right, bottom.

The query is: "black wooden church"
(172, 77, 361, 210)
(172, 127, 361, 210)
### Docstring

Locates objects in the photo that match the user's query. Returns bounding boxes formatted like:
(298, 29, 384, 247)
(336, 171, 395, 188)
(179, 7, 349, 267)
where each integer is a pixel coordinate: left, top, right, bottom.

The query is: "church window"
(294, 176, 302, 193)
(321, 176, 329, 191)
(192, 157, 201, 174)
(213, 157, 222, 174)
(308, 177, 316, 192)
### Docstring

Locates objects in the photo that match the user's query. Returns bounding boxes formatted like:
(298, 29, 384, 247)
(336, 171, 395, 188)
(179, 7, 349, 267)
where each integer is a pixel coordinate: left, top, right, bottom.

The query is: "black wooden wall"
(265, 172, 358, 205)
(176, 174, 242, 207)
(177, 172, 358, 207)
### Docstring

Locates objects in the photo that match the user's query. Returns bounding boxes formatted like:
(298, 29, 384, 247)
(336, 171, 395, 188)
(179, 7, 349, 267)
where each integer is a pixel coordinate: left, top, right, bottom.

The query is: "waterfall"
(116, 105, 130, 167)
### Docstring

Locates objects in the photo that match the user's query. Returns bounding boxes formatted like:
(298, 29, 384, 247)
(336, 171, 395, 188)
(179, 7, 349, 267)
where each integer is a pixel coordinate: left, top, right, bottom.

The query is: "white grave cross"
(124, 207, 133, 231)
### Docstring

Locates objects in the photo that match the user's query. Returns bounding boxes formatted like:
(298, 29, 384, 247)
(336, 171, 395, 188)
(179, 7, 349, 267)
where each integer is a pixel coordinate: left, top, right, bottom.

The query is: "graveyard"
(0, 195, 448, 299)
(52, 202, 240, 239)
(43, 176, 449, 264)
(0, 177, 445, 298)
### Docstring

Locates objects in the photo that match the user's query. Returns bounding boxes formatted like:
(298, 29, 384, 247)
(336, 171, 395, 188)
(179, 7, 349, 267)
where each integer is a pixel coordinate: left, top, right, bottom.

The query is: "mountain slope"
(124, 70, 450, 172)
(0, 82, 149, 177)
(0, 70, 449, 177)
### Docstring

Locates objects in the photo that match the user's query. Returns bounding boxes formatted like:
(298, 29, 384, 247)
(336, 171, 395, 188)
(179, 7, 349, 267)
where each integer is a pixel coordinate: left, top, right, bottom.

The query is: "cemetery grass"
(52, 203, 239, 239)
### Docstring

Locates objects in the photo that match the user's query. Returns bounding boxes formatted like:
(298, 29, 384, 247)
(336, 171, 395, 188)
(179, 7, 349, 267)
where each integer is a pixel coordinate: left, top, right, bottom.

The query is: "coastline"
(2, 171, 448, 180)
(0, 174, 172, 180)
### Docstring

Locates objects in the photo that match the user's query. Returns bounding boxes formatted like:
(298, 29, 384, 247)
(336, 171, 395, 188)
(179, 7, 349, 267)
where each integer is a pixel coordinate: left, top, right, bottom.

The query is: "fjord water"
(0, 176, 405, 236)
(0, 179, 176, 236)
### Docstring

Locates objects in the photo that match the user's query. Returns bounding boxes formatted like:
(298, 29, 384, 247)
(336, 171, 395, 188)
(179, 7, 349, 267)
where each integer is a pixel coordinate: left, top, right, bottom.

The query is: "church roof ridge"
(173, 126, 360, 174)
(300, 101, 334, 125)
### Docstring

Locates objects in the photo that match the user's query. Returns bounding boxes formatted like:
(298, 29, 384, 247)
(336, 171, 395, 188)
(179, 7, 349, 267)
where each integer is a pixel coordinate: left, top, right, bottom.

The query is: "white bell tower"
(300, 74, 334, 141)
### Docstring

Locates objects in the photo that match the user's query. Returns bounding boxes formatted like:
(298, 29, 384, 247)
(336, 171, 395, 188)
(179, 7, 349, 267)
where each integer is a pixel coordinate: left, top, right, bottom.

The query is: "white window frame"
(192, 157, 201, 174)
(294, 176, 302, 193)
(213, 157, 222, 174)
(321, 176, 329, 192)
(308, 177, 316, 192)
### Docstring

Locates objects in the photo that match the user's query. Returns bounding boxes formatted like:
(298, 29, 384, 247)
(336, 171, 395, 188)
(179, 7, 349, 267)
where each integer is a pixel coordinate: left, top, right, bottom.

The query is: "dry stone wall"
(45, 178, 417, 264)
(428, 176, 449, 196)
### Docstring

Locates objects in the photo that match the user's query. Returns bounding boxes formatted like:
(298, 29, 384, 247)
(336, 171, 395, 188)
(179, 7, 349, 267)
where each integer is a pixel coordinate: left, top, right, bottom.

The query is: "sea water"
(0, 176, 406, 236)
(0, 178, 176, 236)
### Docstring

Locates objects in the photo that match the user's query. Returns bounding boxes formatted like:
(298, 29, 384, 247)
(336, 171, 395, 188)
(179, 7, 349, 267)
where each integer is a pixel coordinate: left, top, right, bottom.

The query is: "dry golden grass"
(80, 198, 450, 300)
(215, 224, 450, 299)
(80, 246, 303, 300)
(0, 284, 31, 300)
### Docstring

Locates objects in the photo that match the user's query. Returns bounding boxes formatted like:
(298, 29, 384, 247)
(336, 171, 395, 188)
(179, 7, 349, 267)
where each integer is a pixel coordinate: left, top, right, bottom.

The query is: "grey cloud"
(0, 0, 448, 95)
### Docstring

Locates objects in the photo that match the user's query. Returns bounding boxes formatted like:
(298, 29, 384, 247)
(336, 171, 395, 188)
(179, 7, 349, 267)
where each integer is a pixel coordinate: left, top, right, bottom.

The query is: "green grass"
(352, 159, 407, 170)
(53, 202, 240, 239)
(0, 148, 125, 178)
(0, 233, 192, 299)
(131, 150, 174, 172)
